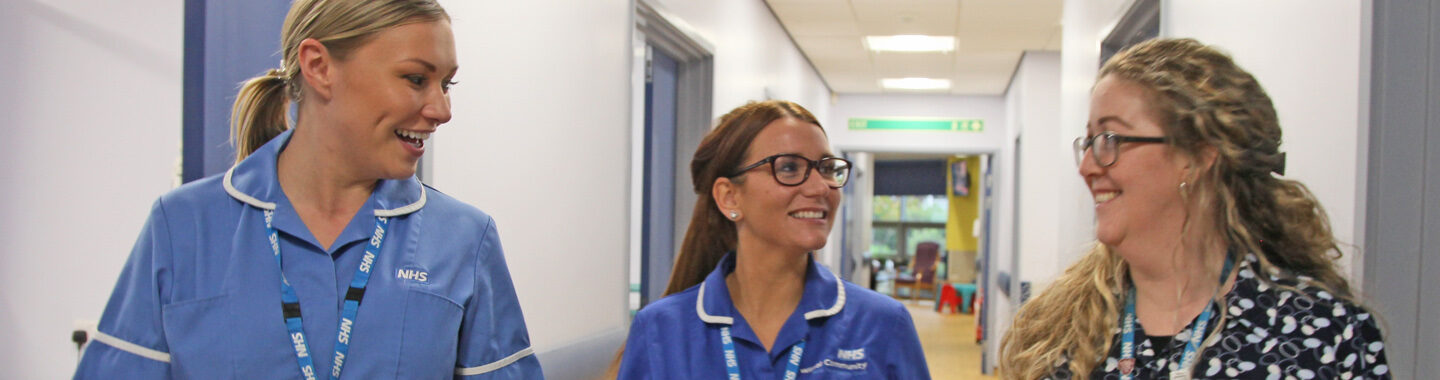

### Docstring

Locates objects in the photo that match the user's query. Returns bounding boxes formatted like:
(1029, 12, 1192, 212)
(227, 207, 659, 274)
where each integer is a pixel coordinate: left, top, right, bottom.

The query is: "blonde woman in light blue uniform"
(74, 1, 541, 378)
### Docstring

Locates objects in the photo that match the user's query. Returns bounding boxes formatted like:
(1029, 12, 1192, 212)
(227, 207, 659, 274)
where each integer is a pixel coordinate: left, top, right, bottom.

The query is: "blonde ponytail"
(230, 68, 292, 162)
(228, 0, 449, 163)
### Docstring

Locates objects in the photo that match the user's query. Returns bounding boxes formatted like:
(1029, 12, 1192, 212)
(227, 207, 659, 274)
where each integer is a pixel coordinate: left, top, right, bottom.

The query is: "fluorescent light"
(865, 35, 955, 53)
(881, 78, 952, 90)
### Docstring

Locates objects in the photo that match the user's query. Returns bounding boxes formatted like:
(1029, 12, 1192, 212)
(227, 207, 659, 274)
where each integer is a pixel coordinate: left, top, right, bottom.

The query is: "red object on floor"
(936, 283, 964, 313)
(973, 293, 984, 342)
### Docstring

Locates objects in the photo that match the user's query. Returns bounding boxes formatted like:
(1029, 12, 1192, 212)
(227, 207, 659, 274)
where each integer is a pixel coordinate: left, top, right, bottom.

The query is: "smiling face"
(723, 117, 842, 255)
(1081, 75, 1193, 250)
(322, 20, 457, 180)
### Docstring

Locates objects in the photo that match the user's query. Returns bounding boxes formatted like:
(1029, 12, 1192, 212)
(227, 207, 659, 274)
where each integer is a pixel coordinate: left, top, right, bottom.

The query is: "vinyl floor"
(904, 302, 998, 380)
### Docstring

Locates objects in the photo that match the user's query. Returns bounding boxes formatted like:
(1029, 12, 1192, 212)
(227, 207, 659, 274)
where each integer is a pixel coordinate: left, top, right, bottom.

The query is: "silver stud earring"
(728, 211, 739, 220)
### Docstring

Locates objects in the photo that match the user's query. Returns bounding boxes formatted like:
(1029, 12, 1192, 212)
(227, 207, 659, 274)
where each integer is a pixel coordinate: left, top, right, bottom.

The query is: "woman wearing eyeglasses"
(616, 100, 930, 379)
(999, 38, 1389, 379)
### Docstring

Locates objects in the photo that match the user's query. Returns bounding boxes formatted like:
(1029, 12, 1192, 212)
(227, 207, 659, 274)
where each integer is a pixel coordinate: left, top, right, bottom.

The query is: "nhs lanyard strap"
(720, 326, 805, 380)
(265, 210, 390, 380)
(1119, 255, 1234, 380)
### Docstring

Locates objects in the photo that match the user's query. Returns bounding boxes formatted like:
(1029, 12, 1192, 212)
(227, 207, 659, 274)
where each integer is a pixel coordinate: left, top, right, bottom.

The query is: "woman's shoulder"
(1228, 256, 1381, 338)
(156, 174, 230, 208)
(838, 281, 911, 318)
(632, 285, 704, 325)
(1218, 255, 1391, 378)
(416, 184, 495, 228)
(144, 174, 239, 221)
(842, 282, 904, 307)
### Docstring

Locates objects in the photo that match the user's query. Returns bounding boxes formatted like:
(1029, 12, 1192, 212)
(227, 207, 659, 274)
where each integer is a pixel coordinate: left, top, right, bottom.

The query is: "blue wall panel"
(183, 0, 289, 182)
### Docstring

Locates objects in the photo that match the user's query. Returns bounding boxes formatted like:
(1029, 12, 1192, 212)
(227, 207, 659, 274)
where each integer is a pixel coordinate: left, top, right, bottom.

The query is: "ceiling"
(765, 0, 1063, 95)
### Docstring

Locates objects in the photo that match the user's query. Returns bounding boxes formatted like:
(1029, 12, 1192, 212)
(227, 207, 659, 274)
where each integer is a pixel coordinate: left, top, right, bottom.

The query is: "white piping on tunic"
(223, 167, 275, 210)
(696, 284, 735, 325)
(695, 273, 847, 324)
(223, 166, 426, 216)
(90, 329, 171, 363)
(803, 278, 846, 320)
(373, 189, 425, 217)
(455, 346, 534, 376)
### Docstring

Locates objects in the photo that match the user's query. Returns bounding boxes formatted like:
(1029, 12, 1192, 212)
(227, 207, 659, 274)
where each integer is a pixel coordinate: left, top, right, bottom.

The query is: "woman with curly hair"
(1000, 38, 1390, 379)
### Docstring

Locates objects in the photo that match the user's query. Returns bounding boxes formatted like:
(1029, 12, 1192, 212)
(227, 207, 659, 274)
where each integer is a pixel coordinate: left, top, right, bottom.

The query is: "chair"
(893, 241, 940, 302)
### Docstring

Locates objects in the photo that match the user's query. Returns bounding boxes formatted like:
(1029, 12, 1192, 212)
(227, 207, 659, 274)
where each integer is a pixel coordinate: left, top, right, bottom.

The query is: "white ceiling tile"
(768, 0, 1059, 94)
(769, 3, 861, 37)
(1043, 25, 1063, 51)
(872, 52, 955, 78)
(950, 71, 1012, 94)
(851, 0, 959, 36)
(959, 29, 1053, 52)
(812, 58, 874, 76)
(766, 0, 850, 6)
(827, 77, 884, 93)
(953, 51, 1023, 72)
(794, 36, 869, 61)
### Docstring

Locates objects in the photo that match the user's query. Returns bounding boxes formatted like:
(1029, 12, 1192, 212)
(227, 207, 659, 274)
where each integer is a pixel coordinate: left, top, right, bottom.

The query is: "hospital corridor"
(1, 0, 1436, 379)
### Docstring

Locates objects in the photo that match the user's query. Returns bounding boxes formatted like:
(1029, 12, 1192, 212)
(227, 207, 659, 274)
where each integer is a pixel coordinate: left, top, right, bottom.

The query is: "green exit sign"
(847, 118, 985, 132)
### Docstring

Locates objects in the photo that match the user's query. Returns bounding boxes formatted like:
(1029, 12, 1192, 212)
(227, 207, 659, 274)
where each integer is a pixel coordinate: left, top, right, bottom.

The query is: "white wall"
(1007, 52, 1067, 287)
(1055, 0, 1133, 273)
(0, 1, 183, 378)
(828, 93, 1009, 291)
(1052, 0, 1370, 283)
(845, 152, 876, 282)
(647, 0, 840, 269)
(652, 0, 833, 122)
(1160, 0, 1369, 284)
(988, 51, 1062, 371)
(828, 94, 1009, 154)
(437, 0, 841, 364)
(433, 0, 633, 356)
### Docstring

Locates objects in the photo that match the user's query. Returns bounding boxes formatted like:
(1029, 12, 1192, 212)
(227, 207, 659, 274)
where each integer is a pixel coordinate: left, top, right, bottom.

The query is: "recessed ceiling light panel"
(864, 35, 955, 53)
(881, 77, 952, 90)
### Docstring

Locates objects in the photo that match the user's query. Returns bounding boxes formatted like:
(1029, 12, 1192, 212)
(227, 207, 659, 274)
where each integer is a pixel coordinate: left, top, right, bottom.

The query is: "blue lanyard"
(265, 210, 390, 380)
(720, 326, 805, 380)
(1119, 255, 1233, 380)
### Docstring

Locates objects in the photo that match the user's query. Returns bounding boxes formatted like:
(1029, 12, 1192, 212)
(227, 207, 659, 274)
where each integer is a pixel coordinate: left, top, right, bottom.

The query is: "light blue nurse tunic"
(74, 130, 543, 379)
(618, 253, 931, 379)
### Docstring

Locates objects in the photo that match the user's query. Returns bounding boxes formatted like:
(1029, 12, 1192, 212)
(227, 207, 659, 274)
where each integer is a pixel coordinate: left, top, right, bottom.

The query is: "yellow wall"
(946, 156, 981, 282)
(946, 156, 980, 251)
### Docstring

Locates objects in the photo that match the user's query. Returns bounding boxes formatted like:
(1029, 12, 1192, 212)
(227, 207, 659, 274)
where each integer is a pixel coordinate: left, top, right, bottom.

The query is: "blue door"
(182, 0, 289, 182)
(640, 46, 680, 306)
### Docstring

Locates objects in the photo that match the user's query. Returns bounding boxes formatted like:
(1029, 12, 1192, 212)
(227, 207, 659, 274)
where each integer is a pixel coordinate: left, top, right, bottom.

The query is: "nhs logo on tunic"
(801, 348, 869, 374)
(397, 267, 429, 283)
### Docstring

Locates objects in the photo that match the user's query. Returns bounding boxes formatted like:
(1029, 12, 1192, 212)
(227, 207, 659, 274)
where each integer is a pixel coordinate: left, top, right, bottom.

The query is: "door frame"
(628, 0, 715, 314)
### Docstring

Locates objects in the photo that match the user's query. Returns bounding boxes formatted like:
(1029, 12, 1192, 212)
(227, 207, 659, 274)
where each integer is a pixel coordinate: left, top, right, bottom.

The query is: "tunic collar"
(222, 129, 427, 251)
(694, 252, 847, 325)
(223, 129, 427, 216)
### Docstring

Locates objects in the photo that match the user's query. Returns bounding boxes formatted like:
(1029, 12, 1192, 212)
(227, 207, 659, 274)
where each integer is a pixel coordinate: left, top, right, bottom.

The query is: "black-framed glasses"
(1073, 131, 1167, 167)
(730, 154, 852, 188)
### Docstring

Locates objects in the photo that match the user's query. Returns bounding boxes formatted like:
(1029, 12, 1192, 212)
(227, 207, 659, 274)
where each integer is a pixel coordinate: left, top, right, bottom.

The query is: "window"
(870, 194, 947, 260)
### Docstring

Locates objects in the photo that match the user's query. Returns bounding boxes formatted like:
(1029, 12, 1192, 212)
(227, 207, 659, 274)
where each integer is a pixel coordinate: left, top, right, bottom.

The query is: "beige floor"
(904, 302, 998, 380)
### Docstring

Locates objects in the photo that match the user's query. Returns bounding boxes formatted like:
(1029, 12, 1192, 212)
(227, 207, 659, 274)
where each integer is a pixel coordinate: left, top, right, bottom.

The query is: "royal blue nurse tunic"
(619, 253, 930, 379)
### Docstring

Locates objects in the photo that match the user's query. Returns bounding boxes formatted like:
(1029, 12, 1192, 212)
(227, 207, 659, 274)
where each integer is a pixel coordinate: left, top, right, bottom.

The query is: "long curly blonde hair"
(999, 38, 1357, 379)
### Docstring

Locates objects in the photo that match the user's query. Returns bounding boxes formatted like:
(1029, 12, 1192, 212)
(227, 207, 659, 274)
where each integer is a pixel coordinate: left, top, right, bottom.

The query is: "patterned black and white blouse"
(1047, 254, 1390, 379)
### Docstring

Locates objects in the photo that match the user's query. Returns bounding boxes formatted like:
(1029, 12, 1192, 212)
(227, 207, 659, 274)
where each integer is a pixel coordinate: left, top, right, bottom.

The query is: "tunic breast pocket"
(162, 294, 246, 379)
(396, 289, 465, 379)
